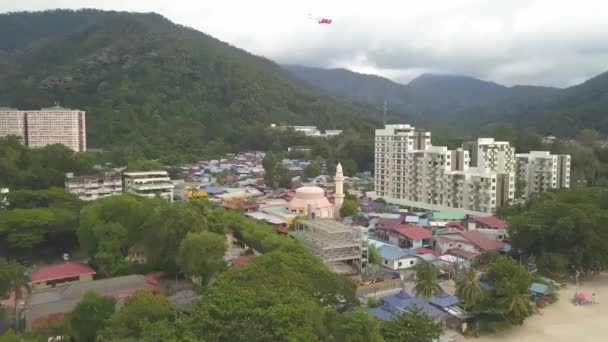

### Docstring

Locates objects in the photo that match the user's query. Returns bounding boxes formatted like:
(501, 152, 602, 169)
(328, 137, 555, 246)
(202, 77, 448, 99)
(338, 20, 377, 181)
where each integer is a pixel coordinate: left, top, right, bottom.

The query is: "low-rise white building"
(377, 245, 422, 270)
(65, 174, 122, 201)
(123, 171, 174, 202)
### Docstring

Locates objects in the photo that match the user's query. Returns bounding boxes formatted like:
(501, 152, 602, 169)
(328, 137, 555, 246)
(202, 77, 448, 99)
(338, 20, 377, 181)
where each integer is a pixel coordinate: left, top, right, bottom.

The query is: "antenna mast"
(383, 99, 387, 126)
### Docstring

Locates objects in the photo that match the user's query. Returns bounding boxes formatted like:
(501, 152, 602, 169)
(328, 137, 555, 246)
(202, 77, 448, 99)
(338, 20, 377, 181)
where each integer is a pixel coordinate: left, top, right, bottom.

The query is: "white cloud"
(3, 0, 608, 86)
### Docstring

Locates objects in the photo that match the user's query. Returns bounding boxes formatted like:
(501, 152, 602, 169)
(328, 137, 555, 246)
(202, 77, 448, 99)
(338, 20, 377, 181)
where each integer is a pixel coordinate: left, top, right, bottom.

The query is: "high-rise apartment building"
(0, 107, 26, 142)
(0, 106, 86, 152)
(515, 151, 571, 201)
(123, 171, 174, 202)
(374, 125, 567, 214)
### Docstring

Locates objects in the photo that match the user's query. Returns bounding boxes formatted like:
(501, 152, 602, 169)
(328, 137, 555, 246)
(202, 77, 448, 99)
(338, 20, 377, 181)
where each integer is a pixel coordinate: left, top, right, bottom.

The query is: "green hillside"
(0, 10, 376, 162)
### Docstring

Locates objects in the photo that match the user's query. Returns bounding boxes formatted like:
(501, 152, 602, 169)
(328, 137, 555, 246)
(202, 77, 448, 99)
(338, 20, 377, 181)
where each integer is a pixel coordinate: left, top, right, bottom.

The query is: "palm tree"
(498, 291, 532, 324)
(413, 261, 442, 313)
(455, 268, 484, 309)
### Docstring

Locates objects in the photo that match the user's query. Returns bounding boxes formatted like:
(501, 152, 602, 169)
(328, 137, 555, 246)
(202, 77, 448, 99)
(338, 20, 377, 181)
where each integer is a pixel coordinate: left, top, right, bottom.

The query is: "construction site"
(290, 219, 368, 274)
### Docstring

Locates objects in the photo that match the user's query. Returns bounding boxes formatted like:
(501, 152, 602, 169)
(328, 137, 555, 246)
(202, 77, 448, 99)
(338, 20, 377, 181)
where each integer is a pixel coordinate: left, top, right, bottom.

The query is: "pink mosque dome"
(287, 186, 334, 218)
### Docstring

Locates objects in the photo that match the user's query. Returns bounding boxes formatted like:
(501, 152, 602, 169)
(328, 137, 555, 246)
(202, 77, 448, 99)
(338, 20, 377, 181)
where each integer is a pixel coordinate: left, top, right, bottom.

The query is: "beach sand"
(460, 274, 608, 342)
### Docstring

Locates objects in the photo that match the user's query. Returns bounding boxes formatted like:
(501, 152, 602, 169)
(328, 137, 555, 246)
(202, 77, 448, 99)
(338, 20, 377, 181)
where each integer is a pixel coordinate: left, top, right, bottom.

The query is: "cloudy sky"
(3, 0, 608, 87)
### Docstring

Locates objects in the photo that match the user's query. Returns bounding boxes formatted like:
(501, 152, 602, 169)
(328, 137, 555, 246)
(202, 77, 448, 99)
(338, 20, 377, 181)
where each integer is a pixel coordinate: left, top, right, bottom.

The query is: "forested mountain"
(285, 65, 608, 135)
(0, 10, 377, 162)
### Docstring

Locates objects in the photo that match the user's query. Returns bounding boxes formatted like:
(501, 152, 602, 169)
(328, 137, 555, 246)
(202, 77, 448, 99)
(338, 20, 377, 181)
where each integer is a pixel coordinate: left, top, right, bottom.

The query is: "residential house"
(437, 230, 505, 260)
(377, 245, 422, 270)
(467, 215, 509, 241)
(25, 275, 156, 330)
(29, 262, 96, 291)
(377, 224, 432, 249)
(367, 291, 447, 321)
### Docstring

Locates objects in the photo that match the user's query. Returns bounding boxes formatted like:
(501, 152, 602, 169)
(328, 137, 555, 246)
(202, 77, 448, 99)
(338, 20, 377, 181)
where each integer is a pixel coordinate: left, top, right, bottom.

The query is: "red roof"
(376, 218, 403, 229)
(471, 216, 508, 229)
(383, 224, 432, 240)
(415, 247, 443, 257)
(232, 256, 254, 266)
(274, 225, 289, 234)
(29, 262, 96, 283)
(445, 221, 464, 229)
(460, 230, 505, 251)
(224, 199, 258, 210)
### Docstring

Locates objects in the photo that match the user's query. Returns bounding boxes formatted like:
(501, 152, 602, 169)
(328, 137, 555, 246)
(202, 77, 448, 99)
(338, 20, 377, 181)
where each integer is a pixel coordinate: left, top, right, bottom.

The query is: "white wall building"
(0, 106, 86, 152)
(515, 151, 571, 200)
(123, 171, 174, 202)
(65, 174, 123, 201)
(374, 125, 567, 214)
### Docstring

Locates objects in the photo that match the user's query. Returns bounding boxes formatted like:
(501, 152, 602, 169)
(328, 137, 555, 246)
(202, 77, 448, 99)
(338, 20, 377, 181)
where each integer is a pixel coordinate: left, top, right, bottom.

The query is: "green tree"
(413, 261, 442, 304)
(537, 252, 569, 275)
(99, 290, 175, 340)
(368, 244, 381, 265)
(486, 256, 533, 324)
(362, 264, 384, 283)
(380, 307, 443, 342)
(324, 309, 384, 342)
(493, 124, 516, 143)
(176, 231, 226, 285)
(304, 162, 322, 178)
(68, 291, 116, 342)
(341, 159, 358, 177)
(339, 198, 358, 218)
(126, 159, 164, 171)
(0, 258, 28, 331)
(455, 268, 484, 309)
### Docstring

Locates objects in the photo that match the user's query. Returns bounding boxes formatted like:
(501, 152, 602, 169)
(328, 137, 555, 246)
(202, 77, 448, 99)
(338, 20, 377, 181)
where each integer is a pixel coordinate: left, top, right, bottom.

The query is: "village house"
(29, 262, 96, 291)
(467, 215, 509, 241)
(377, 245, 424, 270)
(25, 275, 157, 330)
(437, 230, 505, 261)
(376, 224, 432, 249)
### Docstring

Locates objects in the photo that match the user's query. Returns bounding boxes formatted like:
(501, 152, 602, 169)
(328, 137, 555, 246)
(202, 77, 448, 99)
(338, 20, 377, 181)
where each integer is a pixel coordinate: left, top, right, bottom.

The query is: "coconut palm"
(455, 268, 484, 309)
(498, 290, 533, 324)
(413, 261, 442, 304)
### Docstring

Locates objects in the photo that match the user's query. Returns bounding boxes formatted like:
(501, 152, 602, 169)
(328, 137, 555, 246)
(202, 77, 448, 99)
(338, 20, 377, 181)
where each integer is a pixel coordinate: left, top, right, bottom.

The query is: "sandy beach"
(460, 274, 608, 342)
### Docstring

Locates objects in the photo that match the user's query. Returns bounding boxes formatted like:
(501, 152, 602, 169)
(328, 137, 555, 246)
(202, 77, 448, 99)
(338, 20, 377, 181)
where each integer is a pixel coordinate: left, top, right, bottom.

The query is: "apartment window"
(384, 260, 388, 265)
(398, 261, 403, 267)
(410, 260, 414, 265)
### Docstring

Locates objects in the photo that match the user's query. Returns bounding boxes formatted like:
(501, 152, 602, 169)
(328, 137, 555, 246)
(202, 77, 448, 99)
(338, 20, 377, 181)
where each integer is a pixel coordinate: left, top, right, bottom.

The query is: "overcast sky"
(3, 0, 608, 87)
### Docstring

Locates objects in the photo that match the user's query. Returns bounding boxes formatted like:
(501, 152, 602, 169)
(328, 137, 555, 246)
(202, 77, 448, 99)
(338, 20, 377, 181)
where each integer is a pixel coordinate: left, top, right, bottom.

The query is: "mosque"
(287, 163, 345, 219)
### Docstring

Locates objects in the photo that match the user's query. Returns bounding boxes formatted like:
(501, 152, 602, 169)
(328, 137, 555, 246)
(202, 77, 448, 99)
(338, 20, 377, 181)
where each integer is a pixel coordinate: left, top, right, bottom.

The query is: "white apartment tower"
(374, 125, 558, 214)
(0, 106, 86, 152)
(123, 171, 175, 202)
(515, 151, 571, 201)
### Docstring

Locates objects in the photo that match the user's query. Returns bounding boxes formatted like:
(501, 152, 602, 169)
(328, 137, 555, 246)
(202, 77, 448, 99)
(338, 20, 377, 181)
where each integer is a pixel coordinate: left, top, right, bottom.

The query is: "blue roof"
(202, 186, 226, 195)
(367, 307, 394, 321)
(378, 245, 410, 261)
(530, 282, 549, 294)
(429, 293, 460, 308)
(380, 291, 447, 320)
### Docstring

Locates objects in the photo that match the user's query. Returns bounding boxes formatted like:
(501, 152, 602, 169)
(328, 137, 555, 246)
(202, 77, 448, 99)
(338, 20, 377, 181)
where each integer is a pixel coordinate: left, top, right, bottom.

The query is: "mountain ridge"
(284, 64, 607, 136)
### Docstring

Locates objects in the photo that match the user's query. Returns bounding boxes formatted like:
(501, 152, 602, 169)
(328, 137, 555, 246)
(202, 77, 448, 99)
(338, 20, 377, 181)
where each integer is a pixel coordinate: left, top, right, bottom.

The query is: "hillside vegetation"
(0, 10, 376, 162)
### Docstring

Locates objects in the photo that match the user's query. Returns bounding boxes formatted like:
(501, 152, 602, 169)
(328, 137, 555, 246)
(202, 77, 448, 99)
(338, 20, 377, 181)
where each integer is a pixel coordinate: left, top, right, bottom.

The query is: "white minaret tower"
(334, 163, 345, 217)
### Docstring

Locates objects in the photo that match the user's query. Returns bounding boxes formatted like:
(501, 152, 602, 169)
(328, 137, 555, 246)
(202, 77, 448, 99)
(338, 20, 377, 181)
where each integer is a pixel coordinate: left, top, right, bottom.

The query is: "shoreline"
(456, 274, 608, 342)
